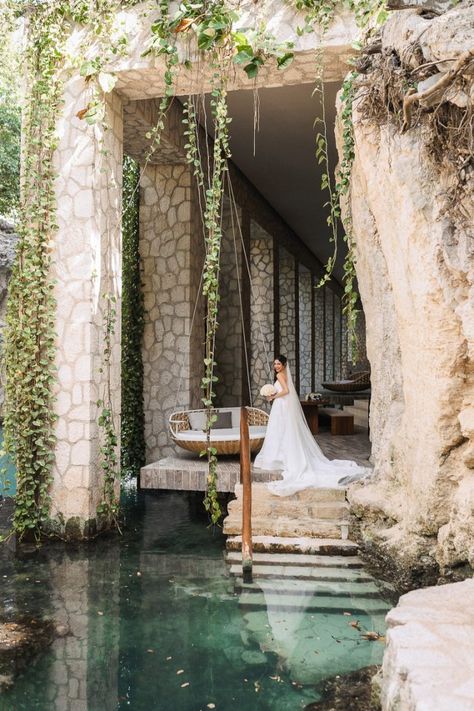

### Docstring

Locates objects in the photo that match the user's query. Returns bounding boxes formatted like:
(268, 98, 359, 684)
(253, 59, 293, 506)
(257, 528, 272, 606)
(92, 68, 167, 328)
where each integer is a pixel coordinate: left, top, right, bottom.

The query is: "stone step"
(239, 591, 391, 615)
(225, 551, 364, 568)
(230, 563, 379, 591)
(224, 516, 348, 539)
(226, 535, 359, 556)
(233, 482, 347, 502)
(233, 576, 379, 595)
(227, 498, 350, 520)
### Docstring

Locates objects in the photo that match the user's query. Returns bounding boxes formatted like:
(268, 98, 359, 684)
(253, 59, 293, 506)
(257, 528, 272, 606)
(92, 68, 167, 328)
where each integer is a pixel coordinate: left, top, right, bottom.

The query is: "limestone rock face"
(381, 579, 474, 710)
(0, 219, 18, 415)
(338, 2, 474, 575)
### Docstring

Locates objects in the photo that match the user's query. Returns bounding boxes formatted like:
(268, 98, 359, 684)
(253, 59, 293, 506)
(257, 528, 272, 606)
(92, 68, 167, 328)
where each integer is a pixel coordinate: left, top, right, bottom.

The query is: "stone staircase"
(224, 483, 351, 548)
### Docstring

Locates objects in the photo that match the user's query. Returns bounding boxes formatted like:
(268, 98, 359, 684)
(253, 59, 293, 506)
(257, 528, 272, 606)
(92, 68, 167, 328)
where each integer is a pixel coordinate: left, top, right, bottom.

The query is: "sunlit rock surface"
(337, 1, 474, 576)
(381, 579, 474, 710)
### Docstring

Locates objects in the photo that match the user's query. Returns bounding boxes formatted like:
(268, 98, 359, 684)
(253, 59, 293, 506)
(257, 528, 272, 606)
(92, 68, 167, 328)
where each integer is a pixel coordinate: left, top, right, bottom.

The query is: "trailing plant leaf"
(121, 156, 145, 478)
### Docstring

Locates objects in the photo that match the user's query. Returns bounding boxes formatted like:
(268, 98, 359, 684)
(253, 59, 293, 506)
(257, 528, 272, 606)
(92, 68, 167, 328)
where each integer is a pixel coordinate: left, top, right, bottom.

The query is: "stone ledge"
(381, 578, 474, 710)
(140, 457, 280, 492)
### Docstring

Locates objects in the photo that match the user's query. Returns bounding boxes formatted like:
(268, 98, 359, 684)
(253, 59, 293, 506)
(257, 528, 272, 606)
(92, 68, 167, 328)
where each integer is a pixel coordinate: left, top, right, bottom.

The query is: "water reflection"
(0, 490, 392, 711)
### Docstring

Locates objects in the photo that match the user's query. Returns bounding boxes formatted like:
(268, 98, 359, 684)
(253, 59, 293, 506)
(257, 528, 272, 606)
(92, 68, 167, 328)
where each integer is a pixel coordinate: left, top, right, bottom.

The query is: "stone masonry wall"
(250, 221, 274, 408)
(214, 200, 243, 407)
(140, 163, 194, 462)
(299, 266, 312, 396)
(51, 85, 123, 534)
(279, 247, 296, 373)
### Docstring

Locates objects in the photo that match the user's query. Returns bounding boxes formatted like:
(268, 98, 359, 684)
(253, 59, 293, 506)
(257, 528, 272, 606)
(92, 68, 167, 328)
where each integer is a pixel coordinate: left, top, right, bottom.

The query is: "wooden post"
(240, 406, 252, 583)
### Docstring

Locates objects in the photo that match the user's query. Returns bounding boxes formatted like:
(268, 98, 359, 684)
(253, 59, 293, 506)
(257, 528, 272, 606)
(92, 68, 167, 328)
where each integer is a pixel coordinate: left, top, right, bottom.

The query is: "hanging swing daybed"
(169, 406, 269, 455)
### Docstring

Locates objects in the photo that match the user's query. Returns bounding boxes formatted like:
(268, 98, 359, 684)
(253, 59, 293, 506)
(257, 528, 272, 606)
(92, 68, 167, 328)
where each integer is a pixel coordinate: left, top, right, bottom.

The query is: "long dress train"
(254, 365, 370, 495)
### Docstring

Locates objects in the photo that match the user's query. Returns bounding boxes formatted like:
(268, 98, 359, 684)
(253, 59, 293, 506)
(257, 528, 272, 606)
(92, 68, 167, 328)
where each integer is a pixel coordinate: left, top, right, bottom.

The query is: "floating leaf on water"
(207, 705, 216, 709)
(343, 611, 352, 616)
(97, 611, 104, 616)
(362, 631, 384, 641)
(136, 571, 142, 577)
(177, 669, 184, 675)
(146, 649, 154, 653)
(181, 682, 190, 688)
(166, 656, 172, 661)
(350, 621, 361, 630)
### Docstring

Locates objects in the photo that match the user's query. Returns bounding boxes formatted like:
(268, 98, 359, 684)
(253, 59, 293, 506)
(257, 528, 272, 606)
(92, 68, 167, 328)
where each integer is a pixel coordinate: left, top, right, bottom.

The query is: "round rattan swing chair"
(169, 406, 269, 456)
(168, 173, 273, 457)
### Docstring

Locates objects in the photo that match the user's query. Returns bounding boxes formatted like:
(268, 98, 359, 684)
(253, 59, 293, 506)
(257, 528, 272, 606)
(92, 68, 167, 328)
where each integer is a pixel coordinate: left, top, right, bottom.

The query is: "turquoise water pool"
(0, 488, 392, 710)
(0, 427, 15, 496)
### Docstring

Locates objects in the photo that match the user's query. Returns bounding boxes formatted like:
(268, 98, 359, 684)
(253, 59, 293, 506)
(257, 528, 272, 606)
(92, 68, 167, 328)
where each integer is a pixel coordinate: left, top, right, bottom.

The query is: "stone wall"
(140, 163, 196, 462)
(249, 221, 274, 407)
(279, 247, 296, 371)
(340, 2, 474, 574)
(314, 287, 325, 388)
(299, 266, 312, 396)
(214, 200, 243, 407)
(51, 85, 123, 534)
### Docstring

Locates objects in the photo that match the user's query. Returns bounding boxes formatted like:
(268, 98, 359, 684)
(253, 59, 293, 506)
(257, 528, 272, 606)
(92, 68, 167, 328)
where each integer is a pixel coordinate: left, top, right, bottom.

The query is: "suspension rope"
(227, 172, 253, 407)
(226, 170, 274, 383)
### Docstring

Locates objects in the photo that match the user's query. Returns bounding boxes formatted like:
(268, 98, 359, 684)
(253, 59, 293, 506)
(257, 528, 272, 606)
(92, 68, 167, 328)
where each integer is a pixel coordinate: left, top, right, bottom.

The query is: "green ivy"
(121, 156, 145, 478)
(3, 3, 66, 540)
(97, 294, 121, 529)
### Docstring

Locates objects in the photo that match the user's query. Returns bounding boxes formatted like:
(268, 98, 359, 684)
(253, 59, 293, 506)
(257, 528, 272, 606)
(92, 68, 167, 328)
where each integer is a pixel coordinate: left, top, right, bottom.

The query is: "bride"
(254, 355, 370, 495)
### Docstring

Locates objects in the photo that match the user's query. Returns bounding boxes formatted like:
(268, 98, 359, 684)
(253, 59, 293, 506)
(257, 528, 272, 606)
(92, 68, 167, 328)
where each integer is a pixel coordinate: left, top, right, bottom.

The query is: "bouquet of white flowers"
(260, 383, 277, 397)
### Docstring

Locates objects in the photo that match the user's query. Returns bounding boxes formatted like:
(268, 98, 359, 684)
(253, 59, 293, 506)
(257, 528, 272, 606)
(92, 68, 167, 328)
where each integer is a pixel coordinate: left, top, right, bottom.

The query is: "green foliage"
(145, 0, 294, 80)
(121, 156, 145, 478)
(291, 0, 388, 348)
(0, 30, 21, 217)
(97, 294, 121, 528)
(3, 3, 66, 540)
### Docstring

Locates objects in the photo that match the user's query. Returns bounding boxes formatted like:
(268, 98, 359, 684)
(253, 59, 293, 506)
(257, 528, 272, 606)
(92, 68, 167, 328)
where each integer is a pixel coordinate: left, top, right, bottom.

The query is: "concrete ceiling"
(206, 81, 345, 283)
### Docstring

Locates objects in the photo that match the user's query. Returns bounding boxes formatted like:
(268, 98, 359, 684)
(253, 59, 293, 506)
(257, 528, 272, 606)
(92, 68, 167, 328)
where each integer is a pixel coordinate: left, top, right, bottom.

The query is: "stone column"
(51, 78, 123, 536)
(299, 266, 312, 396)
(215, 199, 243, 406)
(140, 162, 202, 462)
(250, 220, 274, 405)
(314, 287, 325, 388)
(279, 247, 296, 376)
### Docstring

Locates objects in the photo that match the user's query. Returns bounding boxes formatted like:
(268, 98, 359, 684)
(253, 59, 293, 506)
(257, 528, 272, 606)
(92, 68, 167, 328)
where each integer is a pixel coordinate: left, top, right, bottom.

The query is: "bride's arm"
(270, 372, 289, 400)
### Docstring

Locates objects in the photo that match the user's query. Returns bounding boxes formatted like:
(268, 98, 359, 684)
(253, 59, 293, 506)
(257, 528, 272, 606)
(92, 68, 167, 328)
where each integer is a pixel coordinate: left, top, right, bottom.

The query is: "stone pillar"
(250, 220, 274, 405)
(314, 287, 325, 388)
(299, 266, 312, 396)
(324, 286, 334, 381)
(215, 199, 243, 406)
(279, 247, 296, 375)
(51, 78, 123, 536)
(140, 162, 202, 462)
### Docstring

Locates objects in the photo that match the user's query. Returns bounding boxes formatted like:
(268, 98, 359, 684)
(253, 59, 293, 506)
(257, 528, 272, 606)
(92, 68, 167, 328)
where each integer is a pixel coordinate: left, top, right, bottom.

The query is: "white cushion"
(175, 425, 266, 442)
(188, 411, 207, 430)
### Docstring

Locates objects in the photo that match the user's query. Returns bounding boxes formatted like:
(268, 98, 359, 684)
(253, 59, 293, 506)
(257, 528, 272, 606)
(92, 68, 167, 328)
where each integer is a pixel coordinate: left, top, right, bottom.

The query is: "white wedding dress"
(254, 365, 370, 495)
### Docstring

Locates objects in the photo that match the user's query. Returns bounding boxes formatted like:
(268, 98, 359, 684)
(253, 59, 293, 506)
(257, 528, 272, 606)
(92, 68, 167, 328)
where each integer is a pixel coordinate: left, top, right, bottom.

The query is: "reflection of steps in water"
(139, 552, 225, 578)
(226, 551, 391, 686)
(224, 483, 350, 540)
(226, 535, 359, 555)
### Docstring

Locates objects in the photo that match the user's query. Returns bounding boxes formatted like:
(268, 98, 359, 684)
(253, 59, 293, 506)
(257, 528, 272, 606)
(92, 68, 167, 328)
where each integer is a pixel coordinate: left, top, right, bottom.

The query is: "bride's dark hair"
(274, 354, 287, 381)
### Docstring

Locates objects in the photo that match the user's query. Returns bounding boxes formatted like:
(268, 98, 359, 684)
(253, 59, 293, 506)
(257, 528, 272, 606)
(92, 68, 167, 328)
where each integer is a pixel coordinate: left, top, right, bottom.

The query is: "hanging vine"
(290, 0, 388, 352)
(121, 156, 145, 479)
(3, 4, 67, 540)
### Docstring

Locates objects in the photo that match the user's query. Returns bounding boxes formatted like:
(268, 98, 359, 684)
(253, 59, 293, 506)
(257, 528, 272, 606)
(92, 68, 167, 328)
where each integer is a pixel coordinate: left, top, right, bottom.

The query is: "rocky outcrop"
(381, 579, 474, 710)
(0, 219, 18, 416)
(337, 1, 474, 580)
